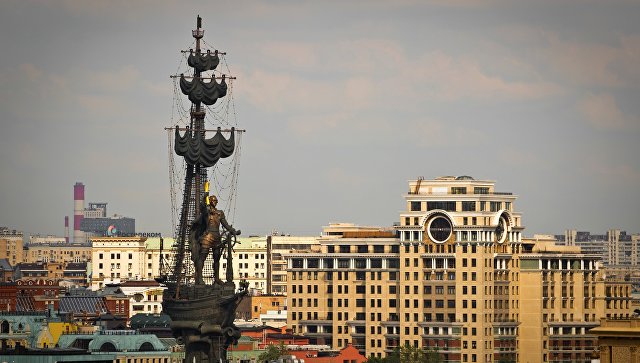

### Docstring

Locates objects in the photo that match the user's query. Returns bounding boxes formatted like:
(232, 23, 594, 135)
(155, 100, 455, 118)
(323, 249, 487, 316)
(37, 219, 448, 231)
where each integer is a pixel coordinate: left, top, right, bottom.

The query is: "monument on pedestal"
(160, 15, 247, 363)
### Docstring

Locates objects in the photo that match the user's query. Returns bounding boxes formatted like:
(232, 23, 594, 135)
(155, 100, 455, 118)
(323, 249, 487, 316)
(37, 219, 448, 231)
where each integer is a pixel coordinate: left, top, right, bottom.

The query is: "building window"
(410, 201, 421, 211)
(451, 187, 467, 194)
(427, 201, 456, 211)
(462, 201, 476, 211)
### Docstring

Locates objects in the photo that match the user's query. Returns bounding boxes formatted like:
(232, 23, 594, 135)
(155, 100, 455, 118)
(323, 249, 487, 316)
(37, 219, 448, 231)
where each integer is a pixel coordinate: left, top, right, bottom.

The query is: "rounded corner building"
(286, 176, 632, 363)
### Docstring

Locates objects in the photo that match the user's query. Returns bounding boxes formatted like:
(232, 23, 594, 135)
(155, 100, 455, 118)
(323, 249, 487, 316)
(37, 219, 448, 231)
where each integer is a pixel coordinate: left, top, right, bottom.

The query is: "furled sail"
(188, 49, 220, 72)
(180, 74, 227, 105)
(174, 127, 235, 167)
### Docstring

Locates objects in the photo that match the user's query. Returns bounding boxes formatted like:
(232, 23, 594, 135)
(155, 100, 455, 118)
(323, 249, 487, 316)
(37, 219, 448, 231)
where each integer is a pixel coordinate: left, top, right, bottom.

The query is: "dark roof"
(4, 347, 90, 356)
(121, 280, 161, 287)
(97, 285, 126, 297)
(95, 312, 125, 321)
(66, 287, 97, 297)
(15, 263, 46, 270)
(16, 295, 36, 311)
(130, 313, 171, 329)
(0, 259, 12, 271)
(65, 262, 87, 270)
(58, 296, 108, 314)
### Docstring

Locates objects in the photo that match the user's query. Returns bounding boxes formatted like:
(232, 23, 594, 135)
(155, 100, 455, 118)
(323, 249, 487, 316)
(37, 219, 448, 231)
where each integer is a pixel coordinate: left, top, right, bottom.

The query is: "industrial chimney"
(73, 182, 85, 244)
(64, 216, 69, 243)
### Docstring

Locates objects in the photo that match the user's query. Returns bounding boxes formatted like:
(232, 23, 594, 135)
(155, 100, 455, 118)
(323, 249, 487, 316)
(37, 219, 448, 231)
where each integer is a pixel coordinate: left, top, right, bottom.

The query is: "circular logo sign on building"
(107, 225, 118, 236)
(427, 215, 453, 243)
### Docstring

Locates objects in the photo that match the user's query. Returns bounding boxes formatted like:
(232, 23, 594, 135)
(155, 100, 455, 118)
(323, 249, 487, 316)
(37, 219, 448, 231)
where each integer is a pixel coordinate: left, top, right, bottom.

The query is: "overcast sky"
(1, 1, 638, 238)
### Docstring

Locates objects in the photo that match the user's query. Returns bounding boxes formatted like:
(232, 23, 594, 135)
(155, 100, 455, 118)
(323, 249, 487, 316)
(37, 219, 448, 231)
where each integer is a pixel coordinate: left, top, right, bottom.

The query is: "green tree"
(391, 345, 443, 363)
(424, 347, 444, 363)
(257, 341, 288, 363)
(365, 356, 386, 363)
(400, 345, 425, 362)
(385, 347, 401, 363)
(366, 345, 443, 363)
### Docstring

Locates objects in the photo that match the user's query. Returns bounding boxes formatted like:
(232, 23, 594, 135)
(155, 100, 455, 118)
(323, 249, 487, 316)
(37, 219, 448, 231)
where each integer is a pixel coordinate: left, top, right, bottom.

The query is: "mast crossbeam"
(181, 50, 227, 55)
(165, 127, 245, 133)
(170, 75, 236, 80)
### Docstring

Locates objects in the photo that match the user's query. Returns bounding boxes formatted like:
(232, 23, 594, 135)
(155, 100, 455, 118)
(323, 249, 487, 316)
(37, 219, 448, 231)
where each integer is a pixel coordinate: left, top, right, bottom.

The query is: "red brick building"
(0, 282, 17, 311)
(15, 279, 63, 311)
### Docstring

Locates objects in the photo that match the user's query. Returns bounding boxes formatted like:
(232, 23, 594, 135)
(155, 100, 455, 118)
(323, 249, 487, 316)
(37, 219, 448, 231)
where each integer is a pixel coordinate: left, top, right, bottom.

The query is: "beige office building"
(286, 176, 632, 363)
(269, 235, 319, 295)
(90, 237, 172, 289)
(219, 236, 268, 293)
(0, 227, 24, 266)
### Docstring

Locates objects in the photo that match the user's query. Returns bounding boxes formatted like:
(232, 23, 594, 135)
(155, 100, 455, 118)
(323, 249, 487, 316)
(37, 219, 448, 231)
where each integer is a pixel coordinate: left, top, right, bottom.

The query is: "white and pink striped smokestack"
(73, 182, 85, 244)
(65, 216, 69, 243)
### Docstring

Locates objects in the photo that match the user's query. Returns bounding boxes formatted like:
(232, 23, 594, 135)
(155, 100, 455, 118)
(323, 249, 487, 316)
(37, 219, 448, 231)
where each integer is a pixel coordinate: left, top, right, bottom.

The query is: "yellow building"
(518, 238, 631, 362)
(0, 227, 24, 266)
(286, 176, 632, 363)
(268, 235, 319, 295)
(24, 244, 91, 264)
(589, 317, 640, 363)
(46, 321, 80, 345)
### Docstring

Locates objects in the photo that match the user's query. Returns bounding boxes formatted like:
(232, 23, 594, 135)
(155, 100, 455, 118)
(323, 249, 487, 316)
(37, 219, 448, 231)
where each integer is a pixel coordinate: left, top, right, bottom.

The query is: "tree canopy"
(366, 345, 443, 363)
(257, 341, 289, 363)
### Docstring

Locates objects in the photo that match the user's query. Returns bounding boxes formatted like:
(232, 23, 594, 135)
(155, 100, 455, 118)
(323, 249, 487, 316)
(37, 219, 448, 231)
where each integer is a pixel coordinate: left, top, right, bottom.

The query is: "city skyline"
(1, 1, 638, 237)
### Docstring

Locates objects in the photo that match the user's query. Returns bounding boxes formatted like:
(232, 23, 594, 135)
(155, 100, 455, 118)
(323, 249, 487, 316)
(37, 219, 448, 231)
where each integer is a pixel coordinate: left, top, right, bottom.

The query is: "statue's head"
(208, 195, 218, 207)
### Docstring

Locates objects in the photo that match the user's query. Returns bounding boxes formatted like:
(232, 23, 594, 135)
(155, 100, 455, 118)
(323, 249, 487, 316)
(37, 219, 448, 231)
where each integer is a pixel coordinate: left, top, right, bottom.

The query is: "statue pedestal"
(163, 283, 245, 363)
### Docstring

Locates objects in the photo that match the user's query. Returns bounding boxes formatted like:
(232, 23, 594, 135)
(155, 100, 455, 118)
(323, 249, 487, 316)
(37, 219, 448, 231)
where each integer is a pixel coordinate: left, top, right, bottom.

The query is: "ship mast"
(162, 16, 247, 363)
(167, 15, 237, 295)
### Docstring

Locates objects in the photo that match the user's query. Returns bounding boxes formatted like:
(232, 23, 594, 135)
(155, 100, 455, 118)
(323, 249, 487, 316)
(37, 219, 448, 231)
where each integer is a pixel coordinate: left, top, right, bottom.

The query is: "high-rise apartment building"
(285, 176, 632, 363)
(561, 229, 638, 268)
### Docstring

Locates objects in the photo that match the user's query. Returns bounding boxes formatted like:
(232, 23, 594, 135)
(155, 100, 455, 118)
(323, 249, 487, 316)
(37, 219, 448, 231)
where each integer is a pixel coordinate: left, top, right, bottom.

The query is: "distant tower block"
(73, 182, 85, 244)
(65, 216, 69, 243)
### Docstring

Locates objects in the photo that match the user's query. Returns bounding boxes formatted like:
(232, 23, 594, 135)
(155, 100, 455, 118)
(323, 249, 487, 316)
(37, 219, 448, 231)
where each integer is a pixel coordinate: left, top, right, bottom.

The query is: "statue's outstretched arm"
(220, 211, 240, 235)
